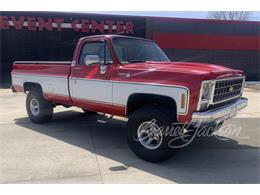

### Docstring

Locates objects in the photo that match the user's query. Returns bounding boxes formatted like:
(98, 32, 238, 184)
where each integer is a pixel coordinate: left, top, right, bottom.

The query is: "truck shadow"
(14, 110, 260, 183)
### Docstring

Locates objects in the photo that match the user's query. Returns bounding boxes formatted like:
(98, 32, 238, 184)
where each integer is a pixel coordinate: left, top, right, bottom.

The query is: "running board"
(97, 114, 113, 124)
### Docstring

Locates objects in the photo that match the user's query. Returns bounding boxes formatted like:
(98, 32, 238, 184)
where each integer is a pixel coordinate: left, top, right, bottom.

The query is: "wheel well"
(126, 94, 177, 120)
(23, 82, 42, 93)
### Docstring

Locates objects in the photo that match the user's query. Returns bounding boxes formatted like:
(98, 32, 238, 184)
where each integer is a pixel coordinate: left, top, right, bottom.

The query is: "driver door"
(69, 39, 113, 113)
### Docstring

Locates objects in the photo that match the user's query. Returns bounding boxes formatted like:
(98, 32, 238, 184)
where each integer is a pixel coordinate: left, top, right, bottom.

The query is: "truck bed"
(11, 61, 72, 104)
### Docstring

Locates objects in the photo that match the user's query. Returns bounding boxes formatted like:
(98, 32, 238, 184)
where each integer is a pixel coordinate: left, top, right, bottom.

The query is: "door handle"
(74, 67, 82, 71)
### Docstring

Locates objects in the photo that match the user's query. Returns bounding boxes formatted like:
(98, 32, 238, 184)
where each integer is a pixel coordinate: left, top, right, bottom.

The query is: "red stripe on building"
(153, 33, 260, 51)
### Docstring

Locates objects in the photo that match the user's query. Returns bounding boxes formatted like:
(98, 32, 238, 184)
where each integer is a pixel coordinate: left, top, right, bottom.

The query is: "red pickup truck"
(11, 35, 248, 162)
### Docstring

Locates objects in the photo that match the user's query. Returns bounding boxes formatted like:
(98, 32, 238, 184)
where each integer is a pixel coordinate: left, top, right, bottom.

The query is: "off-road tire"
(26, 88, 53, 124)
(127, 105, 176, 162)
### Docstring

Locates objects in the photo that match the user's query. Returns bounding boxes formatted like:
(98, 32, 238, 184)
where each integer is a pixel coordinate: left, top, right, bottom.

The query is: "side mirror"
(84, 55, 100, 66)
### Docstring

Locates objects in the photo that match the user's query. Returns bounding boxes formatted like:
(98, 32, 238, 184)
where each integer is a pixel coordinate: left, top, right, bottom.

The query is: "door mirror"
(84, 55, 100, 66)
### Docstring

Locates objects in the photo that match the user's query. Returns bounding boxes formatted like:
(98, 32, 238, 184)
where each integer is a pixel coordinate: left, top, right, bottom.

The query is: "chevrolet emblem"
(229, 86, 234, 92)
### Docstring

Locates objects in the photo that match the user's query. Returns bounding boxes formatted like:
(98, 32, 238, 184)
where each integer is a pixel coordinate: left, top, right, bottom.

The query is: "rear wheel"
(26, 88, 53, 123)
(127, 106, 176, 162)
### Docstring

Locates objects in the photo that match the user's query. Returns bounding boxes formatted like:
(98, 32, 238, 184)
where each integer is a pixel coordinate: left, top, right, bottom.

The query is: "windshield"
(112, 37, 170, 64)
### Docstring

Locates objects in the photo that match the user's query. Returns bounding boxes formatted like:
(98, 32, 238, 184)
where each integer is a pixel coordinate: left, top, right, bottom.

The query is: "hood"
(123, 61, 243, 79)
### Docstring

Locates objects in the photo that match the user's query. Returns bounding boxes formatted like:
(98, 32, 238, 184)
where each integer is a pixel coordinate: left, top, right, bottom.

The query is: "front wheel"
(26, 88, 53, 124)
(127, 106, 176, 162)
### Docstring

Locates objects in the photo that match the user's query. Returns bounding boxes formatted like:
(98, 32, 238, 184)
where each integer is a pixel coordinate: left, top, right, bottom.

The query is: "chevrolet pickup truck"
(11, 35, 248, 162)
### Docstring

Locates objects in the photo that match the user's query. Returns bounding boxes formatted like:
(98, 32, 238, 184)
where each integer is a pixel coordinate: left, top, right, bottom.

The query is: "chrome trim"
(208, 80, 216, 106)
(197, 80, 214, 111)
(100, 65, 108, 74)
(71, 61, 76, 66)
(84, 55, 100, 66)
(192, 97, 248, 123)
(11, 72, 67, 78)
(14, 61, 71, 65)
(118, 72, 131, 78)
(241, 77, 246, 94)
(216, 75, 245, 82)
(197, 76, 245, 111)
(212, 93, 242, 105)
(211, 76, 245, 105)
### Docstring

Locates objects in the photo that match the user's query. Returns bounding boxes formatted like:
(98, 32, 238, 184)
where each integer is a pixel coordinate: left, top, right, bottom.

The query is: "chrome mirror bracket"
(100, 65, 107, 74)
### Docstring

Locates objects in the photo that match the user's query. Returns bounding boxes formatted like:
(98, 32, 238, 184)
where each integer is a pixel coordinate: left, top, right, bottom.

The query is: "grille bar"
(213, 77, 244, 103)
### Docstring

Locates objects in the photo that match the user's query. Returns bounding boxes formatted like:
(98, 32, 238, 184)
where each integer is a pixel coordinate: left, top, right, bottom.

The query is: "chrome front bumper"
(192, 97, 248, 124)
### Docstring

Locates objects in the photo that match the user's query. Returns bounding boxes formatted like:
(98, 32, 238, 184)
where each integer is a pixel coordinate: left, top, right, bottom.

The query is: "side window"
(79, 41, 112, 65)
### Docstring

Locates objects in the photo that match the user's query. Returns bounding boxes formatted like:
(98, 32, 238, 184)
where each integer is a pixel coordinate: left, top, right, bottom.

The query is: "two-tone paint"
(11, 35, 244, 123)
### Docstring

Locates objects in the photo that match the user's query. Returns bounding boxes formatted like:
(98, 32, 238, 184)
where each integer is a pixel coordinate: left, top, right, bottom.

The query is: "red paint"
(44, 92, 125, 116)
(12, 63, 71, 77)
(112, 104, 126, 116)
(43, 93, 72, 106)
(153, 32, 260, 51)
(11, 35, 245, 123)
(73, 98, 112, 114)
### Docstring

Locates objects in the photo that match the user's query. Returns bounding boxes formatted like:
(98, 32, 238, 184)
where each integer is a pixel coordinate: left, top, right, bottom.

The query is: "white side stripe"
(12, 73, 189, 115)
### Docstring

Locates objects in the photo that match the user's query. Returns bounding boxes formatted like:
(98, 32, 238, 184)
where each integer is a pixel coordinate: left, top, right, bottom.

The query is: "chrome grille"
(213, 77, 244, 103)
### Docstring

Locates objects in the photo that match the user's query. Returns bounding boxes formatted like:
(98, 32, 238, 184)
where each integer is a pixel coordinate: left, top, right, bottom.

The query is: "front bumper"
(192, 97, 248, 124)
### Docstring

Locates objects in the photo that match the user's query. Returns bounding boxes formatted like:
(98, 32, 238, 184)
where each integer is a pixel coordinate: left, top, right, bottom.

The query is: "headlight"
(198, 81, 214, 111)
(201, 82, 212, 101)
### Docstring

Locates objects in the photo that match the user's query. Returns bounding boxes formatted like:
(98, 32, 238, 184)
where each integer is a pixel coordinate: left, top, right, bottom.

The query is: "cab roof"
(81, 34, 154, 42)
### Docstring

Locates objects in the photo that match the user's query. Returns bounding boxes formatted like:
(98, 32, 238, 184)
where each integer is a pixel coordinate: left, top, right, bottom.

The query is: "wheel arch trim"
(125, 93, 179, 116)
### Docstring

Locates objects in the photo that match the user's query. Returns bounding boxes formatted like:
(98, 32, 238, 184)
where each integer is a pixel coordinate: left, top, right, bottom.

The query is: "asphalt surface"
(0, 88, 259, 183)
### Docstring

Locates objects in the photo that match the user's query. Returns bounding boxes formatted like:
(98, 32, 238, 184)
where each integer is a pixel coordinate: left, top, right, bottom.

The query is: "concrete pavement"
(0, 88, 259, 183)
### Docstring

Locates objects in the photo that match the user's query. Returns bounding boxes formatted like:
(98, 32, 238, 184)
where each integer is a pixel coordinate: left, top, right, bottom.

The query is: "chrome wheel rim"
(30, 98, 40, 116)
(137, 121, 163, 150)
